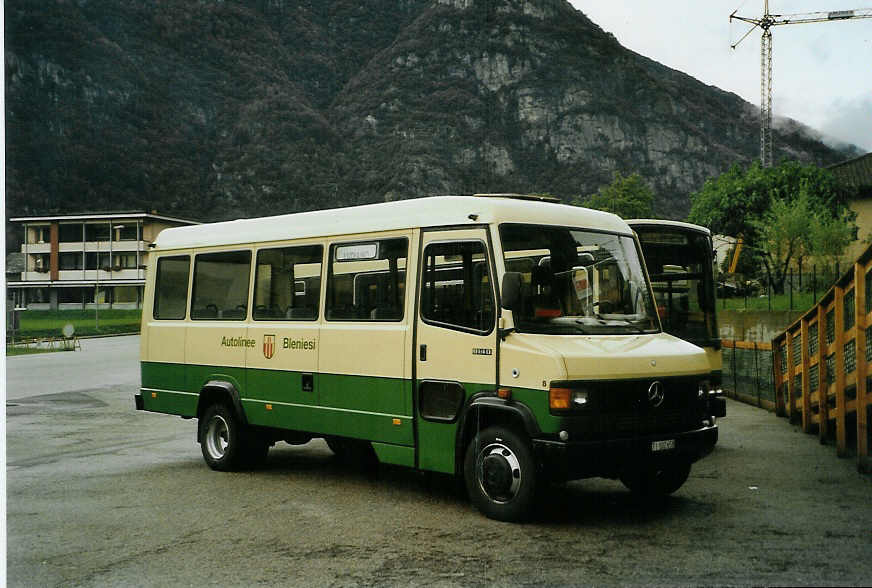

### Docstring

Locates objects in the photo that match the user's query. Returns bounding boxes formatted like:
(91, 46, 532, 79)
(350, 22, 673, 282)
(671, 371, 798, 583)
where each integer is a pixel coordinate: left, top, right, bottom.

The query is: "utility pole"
(730, 3, 872, 167)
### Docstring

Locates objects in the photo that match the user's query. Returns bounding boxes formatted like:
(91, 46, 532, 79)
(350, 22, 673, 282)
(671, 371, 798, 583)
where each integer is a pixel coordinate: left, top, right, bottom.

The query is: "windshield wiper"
(572, 319, 594, 334)
(587, 315, 649, 334)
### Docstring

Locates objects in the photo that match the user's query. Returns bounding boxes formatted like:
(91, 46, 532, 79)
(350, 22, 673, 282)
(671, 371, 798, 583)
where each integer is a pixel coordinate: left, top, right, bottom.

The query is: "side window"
(326, 237, 408, 321)
(253, 244, 323, 320)
(421, 241, 495, 333)
(190, 250, 252, 320)
(153, 256, 190, 320)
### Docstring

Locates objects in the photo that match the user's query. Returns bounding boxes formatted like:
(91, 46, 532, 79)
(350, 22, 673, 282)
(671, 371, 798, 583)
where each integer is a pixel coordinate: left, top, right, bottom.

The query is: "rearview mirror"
(501, 272, 522, 310)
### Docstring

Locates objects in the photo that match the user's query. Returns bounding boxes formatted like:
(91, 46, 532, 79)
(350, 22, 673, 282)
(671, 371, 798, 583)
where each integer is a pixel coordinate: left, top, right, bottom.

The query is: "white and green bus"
(136, 195, 724, 521)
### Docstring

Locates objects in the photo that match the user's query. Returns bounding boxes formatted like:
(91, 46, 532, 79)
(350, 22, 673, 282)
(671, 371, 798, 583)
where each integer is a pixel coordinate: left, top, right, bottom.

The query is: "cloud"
(818, 94, 872, 153)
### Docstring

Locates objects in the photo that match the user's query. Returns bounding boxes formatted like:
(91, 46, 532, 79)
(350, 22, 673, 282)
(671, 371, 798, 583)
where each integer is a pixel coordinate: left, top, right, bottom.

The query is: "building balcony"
(21, 242, 51, 254)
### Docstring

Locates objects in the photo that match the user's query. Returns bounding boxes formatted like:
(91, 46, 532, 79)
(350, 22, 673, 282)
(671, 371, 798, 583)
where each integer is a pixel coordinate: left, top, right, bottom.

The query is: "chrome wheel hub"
(205, 415, 230, 460)
(477, 442, 522, 503)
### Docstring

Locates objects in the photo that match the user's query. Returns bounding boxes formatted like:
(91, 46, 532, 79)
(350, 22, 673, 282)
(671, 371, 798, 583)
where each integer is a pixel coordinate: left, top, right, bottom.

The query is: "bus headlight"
(572, 390, 589, 407)
(549, 386, 591, 411)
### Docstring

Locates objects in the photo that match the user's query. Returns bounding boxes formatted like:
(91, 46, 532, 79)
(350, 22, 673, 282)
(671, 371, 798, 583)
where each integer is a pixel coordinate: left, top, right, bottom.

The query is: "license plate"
(651, 439, 676, 452)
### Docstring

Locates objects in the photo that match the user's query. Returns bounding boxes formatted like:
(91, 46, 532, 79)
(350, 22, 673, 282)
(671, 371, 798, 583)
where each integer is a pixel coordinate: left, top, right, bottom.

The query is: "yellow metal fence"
(772, 245, 872, 471)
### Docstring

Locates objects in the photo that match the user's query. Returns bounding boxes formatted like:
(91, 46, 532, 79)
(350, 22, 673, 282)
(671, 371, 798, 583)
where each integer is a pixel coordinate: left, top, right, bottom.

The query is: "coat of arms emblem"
(263, 334, 276, 359)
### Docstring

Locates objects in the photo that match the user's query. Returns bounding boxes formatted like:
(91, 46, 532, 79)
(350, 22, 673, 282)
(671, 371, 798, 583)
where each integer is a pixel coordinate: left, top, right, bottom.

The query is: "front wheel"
(620, 460, 691, 498)
(200, 403, 268, 471)
(464, 426, 537, 522)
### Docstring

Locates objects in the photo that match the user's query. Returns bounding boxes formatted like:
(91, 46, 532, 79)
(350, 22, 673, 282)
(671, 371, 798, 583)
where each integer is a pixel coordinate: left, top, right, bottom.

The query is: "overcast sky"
(570, 1, 872, 153)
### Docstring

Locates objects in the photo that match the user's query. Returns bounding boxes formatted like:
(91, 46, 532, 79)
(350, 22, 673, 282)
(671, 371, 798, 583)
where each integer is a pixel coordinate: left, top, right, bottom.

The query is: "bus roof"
(626, 218, 712, 237)
(153, 196, 631, 251)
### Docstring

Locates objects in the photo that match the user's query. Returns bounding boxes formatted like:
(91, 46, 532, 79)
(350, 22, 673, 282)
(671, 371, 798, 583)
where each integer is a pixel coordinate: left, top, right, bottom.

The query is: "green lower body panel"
(416, 382, 494, 474)
(141, 361, 414, 446)
(139, 388, 199, 417)
(139, 361, 529, 476)
(372, 442, 416, 467)
(242, 398, 413, 445)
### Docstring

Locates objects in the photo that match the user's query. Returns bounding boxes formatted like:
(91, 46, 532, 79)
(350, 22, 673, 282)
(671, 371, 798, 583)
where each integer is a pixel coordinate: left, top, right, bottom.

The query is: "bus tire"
(620, 460, 691, 498)
(200, 403, 266, 471)
(464, 426, 536, 522)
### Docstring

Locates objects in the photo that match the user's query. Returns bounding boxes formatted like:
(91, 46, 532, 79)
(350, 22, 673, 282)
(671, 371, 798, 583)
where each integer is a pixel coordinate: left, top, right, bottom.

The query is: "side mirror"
(501, 272, 522, 310)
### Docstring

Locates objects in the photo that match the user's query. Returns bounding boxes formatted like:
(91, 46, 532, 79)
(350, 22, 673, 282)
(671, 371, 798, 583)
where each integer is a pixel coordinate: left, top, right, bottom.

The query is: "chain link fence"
(722, 341, 775, 410)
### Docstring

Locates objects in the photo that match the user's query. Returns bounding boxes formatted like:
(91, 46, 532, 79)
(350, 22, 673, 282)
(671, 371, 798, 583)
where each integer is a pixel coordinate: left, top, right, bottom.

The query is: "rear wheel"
(464, 426, 537, 522)
(620, 460, 691, 498)
(200, 403, 268, 471)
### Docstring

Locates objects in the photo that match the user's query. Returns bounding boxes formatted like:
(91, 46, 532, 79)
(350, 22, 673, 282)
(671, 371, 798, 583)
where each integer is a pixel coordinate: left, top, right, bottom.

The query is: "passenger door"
(317, 234, 415, 462)
(415, 228, 498, 473)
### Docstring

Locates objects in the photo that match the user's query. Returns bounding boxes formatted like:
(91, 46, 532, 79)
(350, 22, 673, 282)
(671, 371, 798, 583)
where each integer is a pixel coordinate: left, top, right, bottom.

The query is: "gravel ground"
(6, 337, 872, 586)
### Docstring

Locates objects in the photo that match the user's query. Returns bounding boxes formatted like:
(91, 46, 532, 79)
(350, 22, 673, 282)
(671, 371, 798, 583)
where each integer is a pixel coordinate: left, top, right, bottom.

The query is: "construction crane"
(730, 2, 872, 167)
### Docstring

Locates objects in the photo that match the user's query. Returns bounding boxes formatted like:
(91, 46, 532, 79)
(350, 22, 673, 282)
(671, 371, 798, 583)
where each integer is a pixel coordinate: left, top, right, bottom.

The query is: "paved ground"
(6, 336, 872, 586)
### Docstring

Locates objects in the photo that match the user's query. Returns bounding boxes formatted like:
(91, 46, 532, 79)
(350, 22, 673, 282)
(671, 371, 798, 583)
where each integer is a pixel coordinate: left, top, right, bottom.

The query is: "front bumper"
(533, 424, 718, 482)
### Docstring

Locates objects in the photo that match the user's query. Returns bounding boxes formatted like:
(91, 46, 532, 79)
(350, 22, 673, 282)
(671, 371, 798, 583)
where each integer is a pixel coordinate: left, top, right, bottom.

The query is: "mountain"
(5, 0, 860, 228)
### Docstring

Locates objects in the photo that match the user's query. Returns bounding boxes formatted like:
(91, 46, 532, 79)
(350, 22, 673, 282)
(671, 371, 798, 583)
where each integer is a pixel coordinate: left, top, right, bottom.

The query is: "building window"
(112, 286, 139, 304)
(421, 240, 495, 334)
(85, 252, 112, 270)
(27, 225, 49, 244)
(115, 225, 138, 241)
(253, 245, 323, 320)
(58, 223, 84, 243)
(26, 288, 49, 304)
(154, 256, 190, 320)
(326, 238, 408, 321)
(191, 251, 251, 320)
(58, 287, 88, 303)
(32, 254, 50, 273)
(114, 253, 138, 270)
(59, 252, 83, 270)
(85, 223, 111, 242)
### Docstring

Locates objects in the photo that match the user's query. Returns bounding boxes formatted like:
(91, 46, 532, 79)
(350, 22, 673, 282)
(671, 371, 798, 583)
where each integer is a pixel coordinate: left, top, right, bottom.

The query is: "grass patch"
(13, 309, 142, 338)
(6, 345, 73, 356)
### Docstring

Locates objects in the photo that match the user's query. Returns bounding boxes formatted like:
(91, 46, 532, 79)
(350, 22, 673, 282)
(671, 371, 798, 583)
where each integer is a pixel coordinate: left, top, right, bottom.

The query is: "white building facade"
(8, 212, 197, 310)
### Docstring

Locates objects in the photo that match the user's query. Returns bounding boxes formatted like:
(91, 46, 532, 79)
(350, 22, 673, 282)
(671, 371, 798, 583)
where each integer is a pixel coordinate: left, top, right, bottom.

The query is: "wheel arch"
(454, 395, 540, 477)
(196, 380, 247, 441)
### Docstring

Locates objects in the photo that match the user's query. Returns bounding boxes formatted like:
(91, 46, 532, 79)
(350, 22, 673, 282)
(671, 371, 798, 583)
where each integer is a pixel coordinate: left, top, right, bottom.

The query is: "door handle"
(419, 344, 427, 362)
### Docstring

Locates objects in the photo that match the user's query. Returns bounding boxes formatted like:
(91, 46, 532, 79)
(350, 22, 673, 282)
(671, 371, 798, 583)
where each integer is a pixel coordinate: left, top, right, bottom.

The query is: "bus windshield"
(499, 223, 659, 335)
(633, 225, 718, 346)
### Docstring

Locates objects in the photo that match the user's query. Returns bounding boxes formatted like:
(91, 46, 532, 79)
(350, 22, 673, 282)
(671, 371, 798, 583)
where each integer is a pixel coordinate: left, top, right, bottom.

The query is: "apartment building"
(8, 212, 197, 310)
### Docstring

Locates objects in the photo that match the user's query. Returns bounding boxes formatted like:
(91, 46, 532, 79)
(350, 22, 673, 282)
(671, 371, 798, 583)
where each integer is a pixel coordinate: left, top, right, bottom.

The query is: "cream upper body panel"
(503, 332, 709, 384)
(152, 196, 630, 252)
(704, 346, 723, 372)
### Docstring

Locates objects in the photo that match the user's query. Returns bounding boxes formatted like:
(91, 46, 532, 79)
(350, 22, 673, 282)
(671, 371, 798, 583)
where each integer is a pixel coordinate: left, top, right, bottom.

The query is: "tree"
(809, 208, 856, 269)
(688, 161, 856, 294)
(574, 172, 654, 218)
(750, 188, 815, 294)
